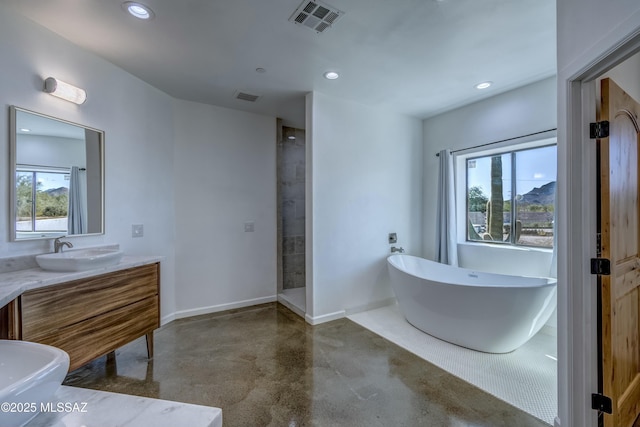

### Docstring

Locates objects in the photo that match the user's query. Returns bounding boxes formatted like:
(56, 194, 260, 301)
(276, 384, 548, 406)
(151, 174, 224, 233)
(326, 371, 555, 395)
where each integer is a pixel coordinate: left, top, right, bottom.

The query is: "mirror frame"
(9, 106, 105, 241)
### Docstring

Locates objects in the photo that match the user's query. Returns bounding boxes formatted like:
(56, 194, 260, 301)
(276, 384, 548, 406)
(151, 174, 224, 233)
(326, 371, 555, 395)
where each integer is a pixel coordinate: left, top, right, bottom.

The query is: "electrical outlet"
(132, 224, 144, 238)
(244, 221, 255, 232)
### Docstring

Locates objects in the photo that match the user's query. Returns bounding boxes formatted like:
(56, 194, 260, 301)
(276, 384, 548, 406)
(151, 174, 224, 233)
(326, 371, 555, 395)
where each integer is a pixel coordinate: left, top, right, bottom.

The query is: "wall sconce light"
(43, 77, 87, 105)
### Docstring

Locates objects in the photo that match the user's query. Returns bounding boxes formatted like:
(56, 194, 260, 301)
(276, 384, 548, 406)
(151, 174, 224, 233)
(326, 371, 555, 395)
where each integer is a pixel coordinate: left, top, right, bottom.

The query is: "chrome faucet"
(54, 236, 73, 253)
(391, 246, 405, 253)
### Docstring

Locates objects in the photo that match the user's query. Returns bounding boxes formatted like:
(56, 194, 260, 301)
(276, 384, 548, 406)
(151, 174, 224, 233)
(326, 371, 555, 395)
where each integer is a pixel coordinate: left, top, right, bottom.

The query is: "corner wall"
(306, 92, 423, 323)
(172, 99, 277, 318)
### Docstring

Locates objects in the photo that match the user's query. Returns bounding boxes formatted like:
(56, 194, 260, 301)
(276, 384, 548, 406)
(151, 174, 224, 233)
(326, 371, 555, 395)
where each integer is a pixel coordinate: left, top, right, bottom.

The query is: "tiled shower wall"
(279, 126, 306, 289)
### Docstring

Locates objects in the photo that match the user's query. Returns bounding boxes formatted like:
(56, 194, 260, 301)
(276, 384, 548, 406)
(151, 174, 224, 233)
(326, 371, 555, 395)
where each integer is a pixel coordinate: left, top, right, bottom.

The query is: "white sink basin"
(0, 340, 70, 427)
(36, 248, 124, 272)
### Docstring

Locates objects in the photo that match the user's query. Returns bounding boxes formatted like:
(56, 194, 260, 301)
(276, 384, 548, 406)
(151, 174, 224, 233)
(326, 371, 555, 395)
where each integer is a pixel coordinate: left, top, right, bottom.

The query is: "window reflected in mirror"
(10, 107, 104, 241)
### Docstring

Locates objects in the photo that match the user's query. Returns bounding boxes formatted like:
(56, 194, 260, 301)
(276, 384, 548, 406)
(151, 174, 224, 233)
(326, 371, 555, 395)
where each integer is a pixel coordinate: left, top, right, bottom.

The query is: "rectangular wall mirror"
(10, 106, 104, 241)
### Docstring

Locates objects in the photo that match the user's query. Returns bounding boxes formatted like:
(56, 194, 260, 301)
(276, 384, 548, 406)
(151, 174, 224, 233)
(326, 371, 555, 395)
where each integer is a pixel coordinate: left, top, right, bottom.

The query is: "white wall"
(172, 99, 277, 318)
(599, 51, 640, 101)
(306, 92, 423, 323)
(17, 135, 86, 168)
(0, 4, 177, 320)
(557, 0, 640, 72)
(0, 5, 283, 324)
(422, 77, 557, 275)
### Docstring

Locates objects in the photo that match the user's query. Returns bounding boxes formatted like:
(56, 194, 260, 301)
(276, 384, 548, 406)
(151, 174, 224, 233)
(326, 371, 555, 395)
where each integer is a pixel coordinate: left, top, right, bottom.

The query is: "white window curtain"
(67, 166, 86, 234)
(436, 149, 458, 266)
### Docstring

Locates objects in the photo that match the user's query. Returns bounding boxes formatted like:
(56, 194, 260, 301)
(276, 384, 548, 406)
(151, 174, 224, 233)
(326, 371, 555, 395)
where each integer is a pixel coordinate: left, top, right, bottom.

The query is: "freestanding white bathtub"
(387, 254, 557, 353)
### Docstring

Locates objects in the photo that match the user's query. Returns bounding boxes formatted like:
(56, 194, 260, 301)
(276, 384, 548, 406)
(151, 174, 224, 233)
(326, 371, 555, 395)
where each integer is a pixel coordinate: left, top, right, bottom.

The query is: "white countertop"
(0, 255, 163, 308)
(25, 386, 222, 427)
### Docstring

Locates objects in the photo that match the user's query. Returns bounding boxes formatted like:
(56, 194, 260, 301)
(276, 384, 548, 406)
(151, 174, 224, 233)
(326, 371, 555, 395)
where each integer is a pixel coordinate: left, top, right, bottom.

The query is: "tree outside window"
(16, 170, 69, 233)
(466, 145, 556, 248)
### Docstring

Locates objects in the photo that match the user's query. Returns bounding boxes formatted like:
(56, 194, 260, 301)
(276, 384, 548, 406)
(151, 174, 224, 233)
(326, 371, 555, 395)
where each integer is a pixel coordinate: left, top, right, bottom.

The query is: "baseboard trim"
(304, 310, 346, 325)
(161, 312, 176, 326)
(277, 293, 305, 319)
(301, 298, 398, 326)
(163, 296, 396, 327)
(344, 297, 396, 316)
(171, 295, 277, 320)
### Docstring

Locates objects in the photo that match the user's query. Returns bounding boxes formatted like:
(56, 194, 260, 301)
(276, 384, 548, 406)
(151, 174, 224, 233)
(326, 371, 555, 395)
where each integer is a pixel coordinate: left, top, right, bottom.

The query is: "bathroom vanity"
(0, 256, 161, 371)
(0, 256, 226, 427)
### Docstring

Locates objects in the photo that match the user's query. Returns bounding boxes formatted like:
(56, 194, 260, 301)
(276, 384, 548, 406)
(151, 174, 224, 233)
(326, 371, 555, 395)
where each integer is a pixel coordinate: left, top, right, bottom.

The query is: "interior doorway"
(563, 33, 640, 427)
(276, 120, 306, 317)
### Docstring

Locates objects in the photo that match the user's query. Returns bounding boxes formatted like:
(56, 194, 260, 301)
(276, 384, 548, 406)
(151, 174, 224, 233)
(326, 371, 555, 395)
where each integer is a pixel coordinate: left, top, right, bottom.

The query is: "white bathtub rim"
(387, 254, 557, 289)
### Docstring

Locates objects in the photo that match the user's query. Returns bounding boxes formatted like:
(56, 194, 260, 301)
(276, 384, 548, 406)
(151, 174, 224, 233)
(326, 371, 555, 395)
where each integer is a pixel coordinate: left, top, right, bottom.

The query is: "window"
(16, 168, 70, 233)
(465, 144, 556, 248)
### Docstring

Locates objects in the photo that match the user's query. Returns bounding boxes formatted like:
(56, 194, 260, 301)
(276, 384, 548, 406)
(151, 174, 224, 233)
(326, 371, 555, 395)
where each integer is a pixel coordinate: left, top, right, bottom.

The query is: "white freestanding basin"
(36, 248, 123, 272)
(0, 340, 70, 427)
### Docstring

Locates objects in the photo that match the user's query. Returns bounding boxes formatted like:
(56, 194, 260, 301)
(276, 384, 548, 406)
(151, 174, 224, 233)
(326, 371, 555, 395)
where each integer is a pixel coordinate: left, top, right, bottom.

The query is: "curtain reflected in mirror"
(68, 166, 86, 234)
(10, 107, 104, 241)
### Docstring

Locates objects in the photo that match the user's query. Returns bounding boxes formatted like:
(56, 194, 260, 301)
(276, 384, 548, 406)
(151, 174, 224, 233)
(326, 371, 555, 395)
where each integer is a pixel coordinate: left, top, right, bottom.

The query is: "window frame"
(15, 166, 70, 234)
(455, 137, 557, 250)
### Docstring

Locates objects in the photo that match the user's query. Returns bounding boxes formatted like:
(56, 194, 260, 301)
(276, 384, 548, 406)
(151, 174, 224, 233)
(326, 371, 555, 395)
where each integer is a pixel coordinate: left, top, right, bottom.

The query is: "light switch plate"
(132, 224, 144, 238)
(244, 221, 255, 232)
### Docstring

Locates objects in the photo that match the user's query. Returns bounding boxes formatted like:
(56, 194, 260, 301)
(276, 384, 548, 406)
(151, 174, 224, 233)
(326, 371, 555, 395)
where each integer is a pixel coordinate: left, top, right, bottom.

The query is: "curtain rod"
(16, 163, 86, 171)
(435, 128, 557, 156)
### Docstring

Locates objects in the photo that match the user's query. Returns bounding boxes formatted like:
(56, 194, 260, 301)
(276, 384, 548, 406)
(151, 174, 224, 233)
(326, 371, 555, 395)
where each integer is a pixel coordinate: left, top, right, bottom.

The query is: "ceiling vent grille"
(289, 0, 344, 33)
(234, 91, 261, 102)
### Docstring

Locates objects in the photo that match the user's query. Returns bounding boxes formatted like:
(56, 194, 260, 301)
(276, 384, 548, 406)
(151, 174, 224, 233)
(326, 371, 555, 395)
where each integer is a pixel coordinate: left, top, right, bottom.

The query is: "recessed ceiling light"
(20, 128, 30, 132)
(475, 81, 492, 90)
(324, 71, 339, 80)
(287, 136, 296, 140)
(122, 2, 155, 20)
(256, 68, 266, 73)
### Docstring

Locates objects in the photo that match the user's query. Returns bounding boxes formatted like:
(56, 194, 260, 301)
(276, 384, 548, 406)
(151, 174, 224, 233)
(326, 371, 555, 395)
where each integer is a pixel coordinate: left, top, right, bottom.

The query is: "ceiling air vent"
(234, 91, 261, 102)
(289, 0, 344, 34)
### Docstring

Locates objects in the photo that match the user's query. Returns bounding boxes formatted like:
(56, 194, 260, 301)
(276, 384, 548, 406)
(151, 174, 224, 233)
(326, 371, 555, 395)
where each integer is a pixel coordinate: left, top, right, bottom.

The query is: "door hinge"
(590, 121, 610, 138)
(591, 258, 611, 275)
(591, 393, 612, 414)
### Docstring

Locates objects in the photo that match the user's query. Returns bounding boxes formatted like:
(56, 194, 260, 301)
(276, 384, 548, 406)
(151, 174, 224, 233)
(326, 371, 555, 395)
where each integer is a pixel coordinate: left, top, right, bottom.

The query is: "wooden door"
(598, 77, 640, 427)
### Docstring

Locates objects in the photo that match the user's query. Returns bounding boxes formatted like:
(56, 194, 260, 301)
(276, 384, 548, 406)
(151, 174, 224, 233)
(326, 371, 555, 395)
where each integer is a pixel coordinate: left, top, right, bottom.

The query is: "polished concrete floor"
(64, 303, 551, 426)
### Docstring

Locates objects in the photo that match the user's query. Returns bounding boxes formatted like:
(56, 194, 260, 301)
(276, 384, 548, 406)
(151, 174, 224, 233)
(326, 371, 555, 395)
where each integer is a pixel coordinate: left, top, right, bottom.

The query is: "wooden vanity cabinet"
(16, 263, 160, 371)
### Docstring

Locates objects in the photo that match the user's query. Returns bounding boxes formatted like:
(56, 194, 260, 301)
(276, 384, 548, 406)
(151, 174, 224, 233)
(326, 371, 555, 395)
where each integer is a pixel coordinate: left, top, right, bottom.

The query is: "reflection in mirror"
(10, 107, 104, 241)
